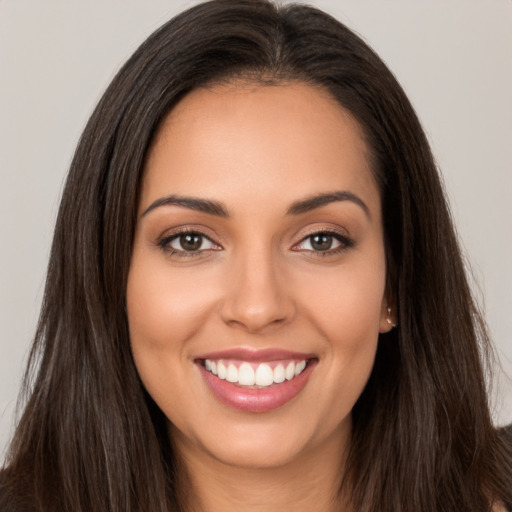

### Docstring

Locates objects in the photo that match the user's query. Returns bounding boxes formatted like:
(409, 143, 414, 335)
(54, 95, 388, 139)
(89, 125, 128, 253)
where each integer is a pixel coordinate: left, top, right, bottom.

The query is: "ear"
(379, 288, 397, 334)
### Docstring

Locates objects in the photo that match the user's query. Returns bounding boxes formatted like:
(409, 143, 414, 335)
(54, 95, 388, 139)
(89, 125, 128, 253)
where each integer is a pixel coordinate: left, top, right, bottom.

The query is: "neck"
(171, 423, 353, 512)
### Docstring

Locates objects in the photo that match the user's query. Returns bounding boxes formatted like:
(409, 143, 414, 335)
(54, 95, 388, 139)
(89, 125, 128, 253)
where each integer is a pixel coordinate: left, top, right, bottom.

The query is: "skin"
(126, 81, 394, 512)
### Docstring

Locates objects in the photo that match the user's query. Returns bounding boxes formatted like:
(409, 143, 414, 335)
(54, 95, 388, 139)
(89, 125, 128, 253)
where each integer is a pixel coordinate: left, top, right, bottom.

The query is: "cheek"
(125, 255, 217, 416)
(126, 254, 219, 353)
(298, 256, 386, 342)
(320, 280, 382, 375)
(298, 267, 383, 426)
(293, 251, 386, 393)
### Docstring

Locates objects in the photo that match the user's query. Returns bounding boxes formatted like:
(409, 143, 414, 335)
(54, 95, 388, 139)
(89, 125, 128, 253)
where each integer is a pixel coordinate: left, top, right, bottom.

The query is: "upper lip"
(194, 347, 317, 362)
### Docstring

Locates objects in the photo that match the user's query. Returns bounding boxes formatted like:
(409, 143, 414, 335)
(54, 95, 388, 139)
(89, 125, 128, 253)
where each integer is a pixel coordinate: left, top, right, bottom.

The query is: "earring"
(386, 307, 397, 328)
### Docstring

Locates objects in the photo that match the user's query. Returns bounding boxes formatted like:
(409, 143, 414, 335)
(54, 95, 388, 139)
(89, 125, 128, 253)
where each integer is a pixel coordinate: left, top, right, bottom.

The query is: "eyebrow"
(286, 191, 371, 218)
(141, 195, 229, 218)
(141, 190, 370, 219)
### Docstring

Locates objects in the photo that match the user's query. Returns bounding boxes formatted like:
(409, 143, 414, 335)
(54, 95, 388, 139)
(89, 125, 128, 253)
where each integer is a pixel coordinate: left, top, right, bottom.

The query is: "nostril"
(219, 268, 296, 332)
(224, 315, 288, 333)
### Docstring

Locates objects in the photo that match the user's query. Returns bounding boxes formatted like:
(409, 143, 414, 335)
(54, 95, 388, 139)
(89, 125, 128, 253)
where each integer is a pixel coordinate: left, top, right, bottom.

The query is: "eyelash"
(157, 228, 221, 258)
(157, 228, 354, 258)
(292, 230, 354, 256)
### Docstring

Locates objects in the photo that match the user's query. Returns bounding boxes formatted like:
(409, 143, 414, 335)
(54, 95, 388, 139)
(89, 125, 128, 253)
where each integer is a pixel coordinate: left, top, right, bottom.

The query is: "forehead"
(141, 81, 379, 215)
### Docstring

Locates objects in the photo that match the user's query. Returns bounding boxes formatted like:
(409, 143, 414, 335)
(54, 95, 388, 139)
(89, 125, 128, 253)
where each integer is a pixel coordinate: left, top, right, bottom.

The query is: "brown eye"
(293, 230, 353, 254)
(310, 234, 333, 251)
(159, 231, 219, 255)
(179, 233, 203, 251)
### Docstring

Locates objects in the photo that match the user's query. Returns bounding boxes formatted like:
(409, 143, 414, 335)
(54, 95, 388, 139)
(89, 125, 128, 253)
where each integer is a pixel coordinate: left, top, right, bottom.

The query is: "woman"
(1, 0, 510, 510)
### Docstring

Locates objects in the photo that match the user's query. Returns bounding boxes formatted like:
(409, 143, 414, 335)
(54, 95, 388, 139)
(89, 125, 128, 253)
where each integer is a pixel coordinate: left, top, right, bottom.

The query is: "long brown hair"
(2, 1, 510, 510)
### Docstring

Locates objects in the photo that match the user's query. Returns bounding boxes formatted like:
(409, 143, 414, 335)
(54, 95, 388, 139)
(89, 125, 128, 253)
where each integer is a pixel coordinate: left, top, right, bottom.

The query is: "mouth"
(201, 358, 309, 388)
(195, 350, 318, 413)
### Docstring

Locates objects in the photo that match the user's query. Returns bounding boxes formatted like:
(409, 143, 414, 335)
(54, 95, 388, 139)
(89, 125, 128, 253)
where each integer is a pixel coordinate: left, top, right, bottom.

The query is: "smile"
(203, 358, 307, 387)
(196, 350, 317, 413)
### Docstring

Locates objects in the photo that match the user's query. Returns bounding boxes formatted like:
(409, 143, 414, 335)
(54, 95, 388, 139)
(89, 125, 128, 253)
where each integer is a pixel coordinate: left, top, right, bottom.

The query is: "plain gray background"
(1, 0, 511, 462)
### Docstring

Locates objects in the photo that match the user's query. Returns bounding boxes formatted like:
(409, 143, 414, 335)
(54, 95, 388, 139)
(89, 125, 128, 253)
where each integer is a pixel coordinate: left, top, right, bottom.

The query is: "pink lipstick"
(195, 349, 317, 413)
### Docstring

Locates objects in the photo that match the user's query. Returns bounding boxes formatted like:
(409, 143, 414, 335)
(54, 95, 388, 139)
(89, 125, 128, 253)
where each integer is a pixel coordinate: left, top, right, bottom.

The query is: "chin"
(202, 432, 312, 470)
(168, 404, 352, 472)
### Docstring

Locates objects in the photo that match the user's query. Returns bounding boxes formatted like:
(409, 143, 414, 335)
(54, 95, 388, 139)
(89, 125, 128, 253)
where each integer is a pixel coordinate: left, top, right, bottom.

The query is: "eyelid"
(156, 226, 223, 257)
(154, 224, 353, 258)
(291, 227, 354, 254)
(156, 224, 223, 244)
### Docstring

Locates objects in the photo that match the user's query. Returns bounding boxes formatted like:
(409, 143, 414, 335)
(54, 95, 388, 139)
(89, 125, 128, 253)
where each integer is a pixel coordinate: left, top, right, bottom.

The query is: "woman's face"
(127, 82, 392, 470)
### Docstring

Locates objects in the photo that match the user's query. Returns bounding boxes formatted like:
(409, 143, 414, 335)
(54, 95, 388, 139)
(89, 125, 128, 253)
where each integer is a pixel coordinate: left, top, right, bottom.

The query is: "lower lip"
(197, 360, 317, 413)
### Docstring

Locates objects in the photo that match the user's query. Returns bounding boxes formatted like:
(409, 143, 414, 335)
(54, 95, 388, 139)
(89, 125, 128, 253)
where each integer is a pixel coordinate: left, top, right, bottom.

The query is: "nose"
(220, 249, 295, 333)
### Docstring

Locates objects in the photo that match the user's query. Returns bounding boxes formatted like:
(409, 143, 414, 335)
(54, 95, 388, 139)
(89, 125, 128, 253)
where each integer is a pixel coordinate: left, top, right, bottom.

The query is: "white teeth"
(238, 363, 255, 385)
(226, 363, 238, 383)
(273, 364, 285, 384)
(217, 361, 227, 380)
(204, 358, 309, 387)
(285, 361, 295, 380)
(255, 364, 274, 386)
(295, 360, 306, 376)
